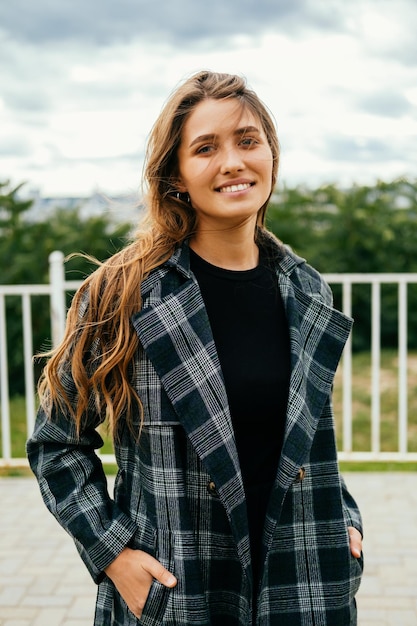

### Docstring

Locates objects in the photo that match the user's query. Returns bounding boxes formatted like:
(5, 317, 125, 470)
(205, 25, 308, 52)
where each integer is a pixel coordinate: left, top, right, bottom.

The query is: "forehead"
(181, 98, 264, 142)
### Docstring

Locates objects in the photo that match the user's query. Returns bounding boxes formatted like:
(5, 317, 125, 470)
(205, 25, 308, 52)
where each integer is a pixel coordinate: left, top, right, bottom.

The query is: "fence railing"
(1, 252, 417, 466)
(327, 272, 417, 462)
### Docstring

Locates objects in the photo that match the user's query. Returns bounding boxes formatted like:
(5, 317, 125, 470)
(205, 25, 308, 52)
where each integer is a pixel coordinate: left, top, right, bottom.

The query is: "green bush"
(267, 178, 417, 350)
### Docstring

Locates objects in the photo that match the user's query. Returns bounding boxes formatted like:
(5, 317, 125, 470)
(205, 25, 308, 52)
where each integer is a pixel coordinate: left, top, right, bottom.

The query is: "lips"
(217, 182, 254, 193)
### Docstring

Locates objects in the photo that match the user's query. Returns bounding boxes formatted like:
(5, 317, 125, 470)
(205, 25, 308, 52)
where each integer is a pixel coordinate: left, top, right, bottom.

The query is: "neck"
(190, 222, 259, 270)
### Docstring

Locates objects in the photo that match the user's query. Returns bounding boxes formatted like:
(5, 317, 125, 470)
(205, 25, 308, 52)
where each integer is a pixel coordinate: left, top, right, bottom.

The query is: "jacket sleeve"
(27, 401, 138, 583)
(341, 475, 363, 537)
(26, 286, 138, 583)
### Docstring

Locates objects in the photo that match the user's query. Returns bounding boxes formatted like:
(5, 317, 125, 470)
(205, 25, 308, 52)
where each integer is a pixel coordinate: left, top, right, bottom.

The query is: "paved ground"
(0, 473, 416, 626)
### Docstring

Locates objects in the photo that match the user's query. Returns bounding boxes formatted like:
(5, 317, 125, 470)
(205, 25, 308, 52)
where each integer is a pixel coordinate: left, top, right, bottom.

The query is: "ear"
(175, 179, 187, 193)
(171, 174, 187, 193)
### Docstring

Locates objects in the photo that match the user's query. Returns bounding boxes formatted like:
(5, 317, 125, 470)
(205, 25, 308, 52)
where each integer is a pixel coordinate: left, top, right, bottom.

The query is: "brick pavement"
(0, 473, 416, 626)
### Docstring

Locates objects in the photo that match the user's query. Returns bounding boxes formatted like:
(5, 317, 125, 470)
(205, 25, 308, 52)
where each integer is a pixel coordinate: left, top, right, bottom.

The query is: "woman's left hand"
(348, 526, 362, 558)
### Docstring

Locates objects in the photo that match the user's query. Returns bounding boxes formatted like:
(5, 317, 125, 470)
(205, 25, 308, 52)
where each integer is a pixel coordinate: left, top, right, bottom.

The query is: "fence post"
(49, 251, 66, 347)
(0, 294, 11, 461)
(398, 280, 408, 455)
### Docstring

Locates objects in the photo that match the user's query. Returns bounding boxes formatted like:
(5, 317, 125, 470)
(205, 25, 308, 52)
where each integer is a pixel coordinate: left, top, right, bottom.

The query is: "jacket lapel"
(131, 275, 250, 571)
(262, 267, 353, 552)
(280, 274, 352, 475)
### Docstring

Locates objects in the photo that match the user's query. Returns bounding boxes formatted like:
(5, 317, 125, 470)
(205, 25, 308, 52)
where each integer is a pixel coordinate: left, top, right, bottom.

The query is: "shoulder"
(289, 254, 333, 306)
(140, 242, 192, 301)
(257, 228, 332, 304)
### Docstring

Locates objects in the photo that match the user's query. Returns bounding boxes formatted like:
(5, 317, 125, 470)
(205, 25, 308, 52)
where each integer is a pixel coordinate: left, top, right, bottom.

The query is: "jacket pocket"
(110, 526, 159, 625)
(349, 548, 364, 600)
(137, 529, 175, 625)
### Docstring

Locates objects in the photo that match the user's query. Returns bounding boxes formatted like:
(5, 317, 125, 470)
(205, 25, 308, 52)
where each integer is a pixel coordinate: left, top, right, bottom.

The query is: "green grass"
(2, 350, 417, 474)
(1, 395, 30, 460)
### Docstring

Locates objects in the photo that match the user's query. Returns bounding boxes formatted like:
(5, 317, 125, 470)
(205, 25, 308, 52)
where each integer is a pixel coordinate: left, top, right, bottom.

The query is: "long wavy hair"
(38, 70, 280, 437)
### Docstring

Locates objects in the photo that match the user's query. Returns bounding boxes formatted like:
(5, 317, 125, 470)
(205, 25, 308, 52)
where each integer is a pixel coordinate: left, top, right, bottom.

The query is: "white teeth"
(219, 183, 251, 193)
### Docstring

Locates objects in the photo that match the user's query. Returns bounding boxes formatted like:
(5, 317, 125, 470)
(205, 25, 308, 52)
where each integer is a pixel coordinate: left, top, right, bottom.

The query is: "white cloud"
(48, 110, 143, 159)
(0, 0, 416, 197)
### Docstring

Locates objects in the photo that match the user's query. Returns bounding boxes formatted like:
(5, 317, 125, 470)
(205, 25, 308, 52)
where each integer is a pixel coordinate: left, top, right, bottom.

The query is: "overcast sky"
(1, 0, 416, 198)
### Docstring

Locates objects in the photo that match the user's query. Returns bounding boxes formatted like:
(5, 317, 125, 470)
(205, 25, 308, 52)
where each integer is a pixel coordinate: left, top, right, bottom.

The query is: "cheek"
(186, 162, 215, 187)
(266, 159, 275, 186)
(252, 148, 273, 172)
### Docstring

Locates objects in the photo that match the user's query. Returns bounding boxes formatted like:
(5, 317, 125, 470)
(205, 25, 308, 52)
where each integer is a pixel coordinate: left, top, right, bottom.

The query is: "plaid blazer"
(27, 234, 363, 626)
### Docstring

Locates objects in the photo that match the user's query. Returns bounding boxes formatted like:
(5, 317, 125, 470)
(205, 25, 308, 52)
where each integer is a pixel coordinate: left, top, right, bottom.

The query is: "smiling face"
(176, 98, 274, 233)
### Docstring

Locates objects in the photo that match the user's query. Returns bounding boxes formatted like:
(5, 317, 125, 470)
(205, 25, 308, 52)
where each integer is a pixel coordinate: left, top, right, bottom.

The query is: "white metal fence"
(327, 273, 417, 462)
(1, 252, 417, 466)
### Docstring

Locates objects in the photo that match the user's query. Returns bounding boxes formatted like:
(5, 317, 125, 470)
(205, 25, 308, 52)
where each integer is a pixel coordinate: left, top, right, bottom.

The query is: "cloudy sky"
(1, 0, 416, 198)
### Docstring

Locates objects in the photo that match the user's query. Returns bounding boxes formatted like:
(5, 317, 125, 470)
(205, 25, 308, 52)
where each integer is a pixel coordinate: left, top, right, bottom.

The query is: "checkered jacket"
(27, 233, 363, 625)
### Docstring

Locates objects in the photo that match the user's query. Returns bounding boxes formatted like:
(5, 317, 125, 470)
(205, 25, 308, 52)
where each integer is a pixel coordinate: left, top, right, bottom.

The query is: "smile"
(217, 183, 253, 193)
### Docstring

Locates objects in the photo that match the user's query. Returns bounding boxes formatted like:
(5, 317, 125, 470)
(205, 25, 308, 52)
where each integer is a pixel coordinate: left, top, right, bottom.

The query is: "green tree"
(0, 181, 132, 395)
(267, 177, 417, 350)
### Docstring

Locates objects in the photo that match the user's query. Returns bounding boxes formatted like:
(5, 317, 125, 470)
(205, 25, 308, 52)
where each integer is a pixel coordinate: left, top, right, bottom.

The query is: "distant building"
(21, 188, 144, 224)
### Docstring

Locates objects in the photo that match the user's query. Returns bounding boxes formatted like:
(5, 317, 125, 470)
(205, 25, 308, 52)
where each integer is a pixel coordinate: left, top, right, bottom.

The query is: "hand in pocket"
(105, 547, 177, 619)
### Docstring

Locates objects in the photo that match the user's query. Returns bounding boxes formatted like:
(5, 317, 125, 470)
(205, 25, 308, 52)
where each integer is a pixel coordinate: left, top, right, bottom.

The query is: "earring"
(176, 191, 191, 203)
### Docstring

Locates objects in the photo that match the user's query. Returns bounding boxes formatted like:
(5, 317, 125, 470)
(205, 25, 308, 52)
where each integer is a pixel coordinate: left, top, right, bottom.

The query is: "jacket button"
(207, 480, 217, 495)
(295, 467, 306, 482)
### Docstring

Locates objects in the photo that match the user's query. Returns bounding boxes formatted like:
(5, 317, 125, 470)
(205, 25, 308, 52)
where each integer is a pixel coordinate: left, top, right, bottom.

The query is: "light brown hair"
(38, 70, 280, 437)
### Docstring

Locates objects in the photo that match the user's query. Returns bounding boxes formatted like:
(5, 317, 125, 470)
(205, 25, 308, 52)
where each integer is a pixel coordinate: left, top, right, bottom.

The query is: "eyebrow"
(188, 126, 261, 148)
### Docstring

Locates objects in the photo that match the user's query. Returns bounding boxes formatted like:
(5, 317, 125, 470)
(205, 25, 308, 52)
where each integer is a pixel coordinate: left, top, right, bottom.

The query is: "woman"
(27, 70, 363, 625)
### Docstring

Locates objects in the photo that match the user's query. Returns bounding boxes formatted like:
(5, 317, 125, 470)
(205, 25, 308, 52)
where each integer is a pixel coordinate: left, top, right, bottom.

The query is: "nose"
(219, 146, 244, 175)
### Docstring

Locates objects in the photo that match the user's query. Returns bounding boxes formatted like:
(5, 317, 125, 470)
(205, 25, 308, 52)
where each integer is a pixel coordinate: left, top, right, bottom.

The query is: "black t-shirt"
(189, 247, 291, 584)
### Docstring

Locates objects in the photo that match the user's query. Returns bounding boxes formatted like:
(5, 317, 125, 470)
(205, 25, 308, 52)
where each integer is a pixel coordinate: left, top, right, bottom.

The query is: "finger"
(141, 553, 177, 588)
(348, 526, 362, 558)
